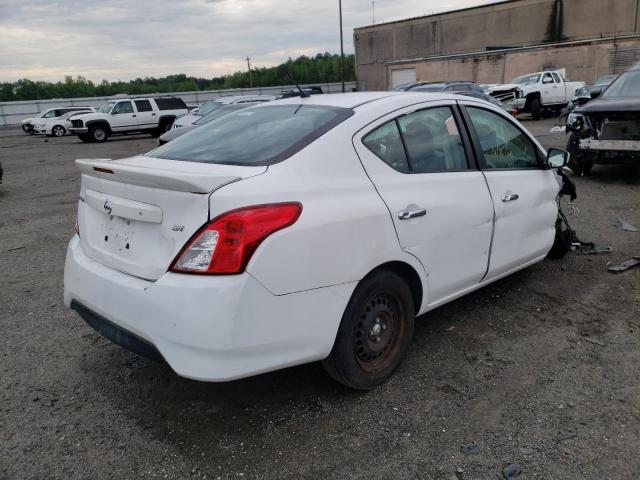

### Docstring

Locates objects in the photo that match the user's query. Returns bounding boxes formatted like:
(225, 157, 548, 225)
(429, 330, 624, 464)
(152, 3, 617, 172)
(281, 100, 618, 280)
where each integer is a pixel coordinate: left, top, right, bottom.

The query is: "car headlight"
(567, 113, 584, 127)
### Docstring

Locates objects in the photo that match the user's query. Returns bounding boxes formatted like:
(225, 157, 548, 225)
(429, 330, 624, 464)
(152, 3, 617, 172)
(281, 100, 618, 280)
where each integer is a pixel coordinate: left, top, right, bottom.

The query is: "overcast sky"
(0, 0, 496, 83)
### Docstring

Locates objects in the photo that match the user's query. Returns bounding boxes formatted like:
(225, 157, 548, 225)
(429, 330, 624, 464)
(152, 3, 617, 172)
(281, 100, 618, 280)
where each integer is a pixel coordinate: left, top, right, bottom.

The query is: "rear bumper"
(63, 236, 355, 381)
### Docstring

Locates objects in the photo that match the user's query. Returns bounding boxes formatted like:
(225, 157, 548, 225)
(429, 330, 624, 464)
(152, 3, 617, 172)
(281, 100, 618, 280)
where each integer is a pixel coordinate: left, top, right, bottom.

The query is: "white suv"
(64, 92, 571, 389)
(69, 97, 188, 142)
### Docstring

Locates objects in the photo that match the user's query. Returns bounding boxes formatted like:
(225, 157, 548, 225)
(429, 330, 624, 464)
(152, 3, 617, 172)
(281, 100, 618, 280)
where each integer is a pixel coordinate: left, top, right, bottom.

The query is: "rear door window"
(363, 121, 409, 173)
(150, 105, 353, 166)
(397, 107, 469, 172)
(134, 100, 153, 112)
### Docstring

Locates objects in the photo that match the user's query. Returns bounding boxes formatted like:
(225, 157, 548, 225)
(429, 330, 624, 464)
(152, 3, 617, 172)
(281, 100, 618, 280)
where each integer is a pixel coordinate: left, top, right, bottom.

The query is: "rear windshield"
(148, 104, 353, 166)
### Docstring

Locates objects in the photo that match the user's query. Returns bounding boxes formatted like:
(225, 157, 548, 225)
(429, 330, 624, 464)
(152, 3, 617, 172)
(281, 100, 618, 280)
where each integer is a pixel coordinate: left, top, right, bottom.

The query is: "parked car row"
(18, 87, 323, 142)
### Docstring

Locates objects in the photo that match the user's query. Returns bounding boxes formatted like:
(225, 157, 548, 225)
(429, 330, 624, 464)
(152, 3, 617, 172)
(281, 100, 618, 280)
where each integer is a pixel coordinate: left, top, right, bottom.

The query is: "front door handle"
(502, 193, 520, 202)
(398, 209, 427, 220)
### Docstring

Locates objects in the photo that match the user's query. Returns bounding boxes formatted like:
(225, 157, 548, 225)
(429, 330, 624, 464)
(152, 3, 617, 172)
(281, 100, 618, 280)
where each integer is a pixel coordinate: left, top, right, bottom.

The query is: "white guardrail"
(0, 82, 357, 127)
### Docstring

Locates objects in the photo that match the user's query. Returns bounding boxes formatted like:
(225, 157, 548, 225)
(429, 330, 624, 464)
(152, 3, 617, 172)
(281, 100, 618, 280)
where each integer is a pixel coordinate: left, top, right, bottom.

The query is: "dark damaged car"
(566, 65, 640, 176)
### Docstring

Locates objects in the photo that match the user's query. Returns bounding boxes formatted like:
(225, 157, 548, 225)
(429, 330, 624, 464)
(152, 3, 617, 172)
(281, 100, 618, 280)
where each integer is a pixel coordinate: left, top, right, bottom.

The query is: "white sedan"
(63, 92, 570, 390)
(33, 109, 94, 137)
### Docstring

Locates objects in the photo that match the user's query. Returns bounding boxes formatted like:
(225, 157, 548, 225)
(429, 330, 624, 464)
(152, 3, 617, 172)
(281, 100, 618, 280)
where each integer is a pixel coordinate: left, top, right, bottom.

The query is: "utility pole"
(246, 57, 253, 88)
(339, 0, 345, 92)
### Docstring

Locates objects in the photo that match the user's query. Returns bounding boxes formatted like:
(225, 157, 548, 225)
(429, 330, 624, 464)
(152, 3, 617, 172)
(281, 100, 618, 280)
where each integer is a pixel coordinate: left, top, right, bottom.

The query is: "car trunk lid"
(76, 156, 266, 280)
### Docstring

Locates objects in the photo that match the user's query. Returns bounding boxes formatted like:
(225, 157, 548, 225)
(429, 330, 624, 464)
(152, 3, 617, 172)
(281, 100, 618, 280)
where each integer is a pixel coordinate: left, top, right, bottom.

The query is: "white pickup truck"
(488, 70, 585, 120)
(69, 96, 188, 142)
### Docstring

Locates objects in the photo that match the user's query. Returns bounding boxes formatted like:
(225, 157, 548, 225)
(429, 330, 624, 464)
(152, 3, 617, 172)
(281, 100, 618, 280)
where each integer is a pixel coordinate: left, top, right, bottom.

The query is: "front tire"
(323, 270, 415, 390)
(89, 125, 108, 143)
(51, 125, 66, 137)
(22, 124, 30, 133)
(529, 97, 542, 120)
(547, 217, 573, 259)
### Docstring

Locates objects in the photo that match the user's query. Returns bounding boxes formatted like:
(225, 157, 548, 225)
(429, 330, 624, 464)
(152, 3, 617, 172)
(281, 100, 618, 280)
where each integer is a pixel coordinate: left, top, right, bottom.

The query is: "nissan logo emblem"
(104, 200, 112, 215)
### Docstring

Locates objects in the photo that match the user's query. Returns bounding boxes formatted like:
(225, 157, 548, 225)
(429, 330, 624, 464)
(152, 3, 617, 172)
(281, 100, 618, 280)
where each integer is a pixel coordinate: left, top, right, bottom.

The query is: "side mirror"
(543, 77, 553, 84)
(590, 87, 602, 99)
(547, 148, 569, 168)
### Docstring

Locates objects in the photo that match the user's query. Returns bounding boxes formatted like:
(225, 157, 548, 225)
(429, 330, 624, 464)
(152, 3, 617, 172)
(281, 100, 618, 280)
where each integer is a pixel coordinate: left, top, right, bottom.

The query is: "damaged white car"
(64, 92, 572, 390)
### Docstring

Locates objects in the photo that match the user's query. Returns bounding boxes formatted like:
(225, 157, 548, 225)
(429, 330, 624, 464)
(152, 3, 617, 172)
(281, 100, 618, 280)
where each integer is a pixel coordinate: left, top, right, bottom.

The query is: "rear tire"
(22, 124, 30, 133)
(322, 270, 415, 390)
(89, 125, 108, 143)
(530, 97, 542, 120)
(152, 119, 173, 137)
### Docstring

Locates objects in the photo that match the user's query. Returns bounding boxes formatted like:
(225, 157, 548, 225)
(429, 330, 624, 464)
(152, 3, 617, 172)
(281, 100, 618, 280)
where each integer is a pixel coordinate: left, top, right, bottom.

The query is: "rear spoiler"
(75, 158, 241, 194)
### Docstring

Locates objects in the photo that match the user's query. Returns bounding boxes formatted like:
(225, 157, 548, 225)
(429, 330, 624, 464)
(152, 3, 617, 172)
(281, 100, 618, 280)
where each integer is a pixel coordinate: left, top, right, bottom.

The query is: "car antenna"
(280, 65, 310, 98)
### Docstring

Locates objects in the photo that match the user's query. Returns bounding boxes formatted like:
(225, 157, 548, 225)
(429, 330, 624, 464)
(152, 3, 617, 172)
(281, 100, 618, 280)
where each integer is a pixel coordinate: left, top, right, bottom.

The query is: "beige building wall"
(385, 37, 640, 89)
(355, 0, 640, 90)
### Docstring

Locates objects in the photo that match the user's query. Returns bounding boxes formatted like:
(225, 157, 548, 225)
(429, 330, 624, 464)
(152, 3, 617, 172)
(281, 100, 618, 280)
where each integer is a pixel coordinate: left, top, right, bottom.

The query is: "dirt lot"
(1, 119, 639, 480)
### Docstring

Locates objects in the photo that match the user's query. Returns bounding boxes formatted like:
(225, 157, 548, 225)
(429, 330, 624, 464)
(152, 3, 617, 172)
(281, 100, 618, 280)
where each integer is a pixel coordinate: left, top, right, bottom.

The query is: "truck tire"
(530, 97, 542, 120)
(89, 125, 108, 143)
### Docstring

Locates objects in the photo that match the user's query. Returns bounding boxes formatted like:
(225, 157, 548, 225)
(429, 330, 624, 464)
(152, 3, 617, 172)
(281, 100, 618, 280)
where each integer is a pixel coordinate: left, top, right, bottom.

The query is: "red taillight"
(170, 203, 302, 275)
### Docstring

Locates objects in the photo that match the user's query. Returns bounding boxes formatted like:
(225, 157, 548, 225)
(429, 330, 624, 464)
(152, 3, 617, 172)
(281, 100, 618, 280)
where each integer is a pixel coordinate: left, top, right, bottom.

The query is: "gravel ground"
(1, 118, 639, 480)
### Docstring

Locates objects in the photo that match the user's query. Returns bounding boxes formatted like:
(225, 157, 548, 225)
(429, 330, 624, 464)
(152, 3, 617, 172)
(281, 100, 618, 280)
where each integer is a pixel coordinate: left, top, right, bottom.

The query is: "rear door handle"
(398, 209, 427, 220)
(132, 114, 136, 117)
(502, 193, 520, 202)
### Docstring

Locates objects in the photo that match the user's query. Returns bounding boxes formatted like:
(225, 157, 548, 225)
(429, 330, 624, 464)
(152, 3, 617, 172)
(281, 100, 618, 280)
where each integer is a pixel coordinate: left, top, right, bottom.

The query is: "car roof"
(269, 91, 464, 109)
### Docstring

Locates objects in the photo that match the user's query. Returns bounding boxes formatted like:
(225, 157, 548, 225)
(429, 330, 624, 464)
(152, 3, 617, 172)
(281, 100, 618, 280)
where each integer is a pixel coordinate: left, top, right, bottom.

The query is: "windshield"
(194, 101, 224, 116)
(62, 110, 86, 120)
(148, 104, 353, 166)
(99, 102, 116, 113)
(193, 104, 248, 126)
(602, 70, 640, 98)
(512, 74, 540, 85)
(594, 75, 616, 86)
(409, 84, 445, 92)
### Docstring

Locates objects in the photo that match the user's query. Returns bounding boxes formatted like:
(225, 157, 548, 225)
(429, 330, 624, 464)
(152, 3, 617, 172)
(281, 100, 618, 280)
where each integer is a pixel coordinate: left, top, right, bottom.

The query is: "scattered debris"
(608, 257, 640, 273)
(549, 126, 566, 133)
(572, 241, 613, 254)
(555, 432, 578, 442)
(519, 447, 534, 455)
(461, 444, 480, 454)
(7, 246, 25, 252)
(583, 336, 606, 347)
(502, 463, 522, 479)
(614, 218, 639, 232)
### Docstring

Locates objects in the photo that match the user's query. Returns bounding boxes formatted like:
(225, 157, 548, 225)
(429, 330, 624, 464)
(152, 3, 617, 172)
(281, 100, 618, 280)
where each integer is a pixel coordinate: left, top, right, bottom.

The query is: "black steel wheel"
(323, 270, 415, 390)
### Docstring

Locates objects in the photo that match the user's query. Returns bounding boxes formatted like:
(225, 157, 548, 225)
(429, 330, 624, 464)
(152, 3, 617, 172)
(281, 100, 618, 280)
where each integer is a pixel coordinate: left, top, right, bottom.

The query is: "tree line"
(0, 53, 356, 102)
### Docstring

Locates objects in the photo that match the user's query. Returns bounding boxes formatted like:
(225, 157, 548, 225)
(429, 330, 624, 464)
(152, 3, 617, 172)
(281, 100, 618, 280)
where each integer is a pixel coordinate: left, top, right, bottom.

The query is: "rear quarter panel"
(208, 124, 428, 298)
